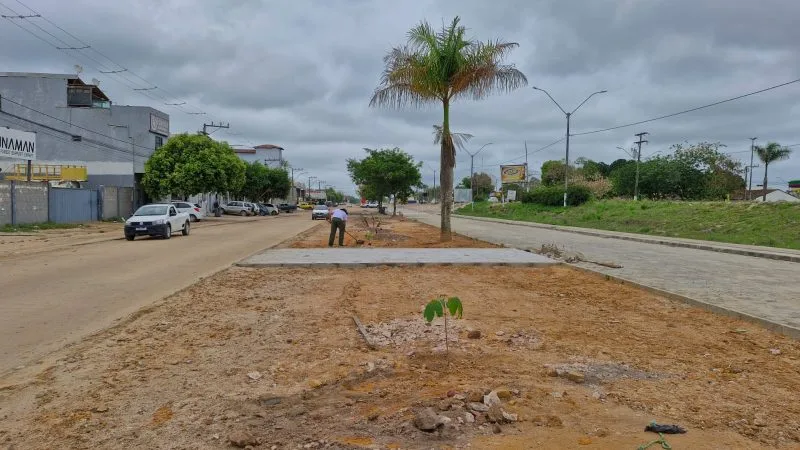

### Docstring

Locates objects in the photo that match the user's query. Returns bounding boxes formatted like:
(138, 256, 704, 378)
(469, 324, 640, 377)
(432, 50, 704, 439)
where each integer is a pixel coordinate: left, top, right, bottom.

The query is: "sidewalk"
(452, 214, 800, 263)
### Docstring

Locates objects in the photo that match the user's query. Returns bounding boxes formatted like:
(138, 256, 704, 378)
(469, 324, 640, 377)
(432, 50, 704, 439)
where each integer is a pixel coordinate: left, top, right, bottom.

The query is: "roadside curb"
(569, 265, 800, 340)
(452, 214, 800, 264)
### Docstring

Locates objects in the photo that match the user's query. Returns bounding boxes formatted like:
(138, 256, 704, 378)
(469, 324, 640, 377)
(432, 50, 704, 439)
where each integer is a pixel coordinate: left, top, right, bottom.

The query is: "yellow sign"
(500, 164, 526, 183)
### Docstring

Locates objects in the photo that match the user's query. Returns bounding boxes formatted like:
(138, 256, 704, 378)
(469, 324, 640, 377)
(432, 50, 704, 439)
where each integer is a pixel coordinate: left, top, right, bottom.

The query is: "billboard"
(454, 188, 472, 203)
(0, 127, 36, 160)
(500, 164, 526, 184)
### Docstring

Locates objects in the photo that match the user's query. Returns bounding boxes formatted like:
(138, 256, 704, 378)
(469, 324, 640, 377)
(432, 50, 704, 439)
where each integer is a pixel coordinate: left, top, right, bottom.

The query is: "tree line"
(142, 133, 291, 203)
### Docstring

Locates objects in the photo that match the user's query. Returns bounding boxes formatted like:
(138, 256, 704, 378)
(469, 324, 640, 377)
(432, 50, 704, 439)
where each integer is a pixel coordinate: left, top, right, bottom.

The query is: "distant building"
(233, 144, 284, 169)
(732, 189, 799, 202)
(0, 72, 169, 204)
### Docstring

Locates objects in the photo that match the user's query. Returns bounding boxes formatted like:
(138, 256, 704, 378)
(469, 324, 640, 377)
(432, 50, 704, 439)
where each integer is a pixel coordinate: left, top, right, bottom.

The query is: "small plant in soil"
(423, 296, 463, 352)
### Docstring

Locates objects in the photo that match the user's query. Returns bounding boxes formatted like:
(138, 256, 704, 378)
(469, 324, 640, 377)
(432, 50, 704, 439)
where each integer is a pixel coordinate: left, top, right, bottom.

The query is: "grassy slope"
(456, 200, 800, 250)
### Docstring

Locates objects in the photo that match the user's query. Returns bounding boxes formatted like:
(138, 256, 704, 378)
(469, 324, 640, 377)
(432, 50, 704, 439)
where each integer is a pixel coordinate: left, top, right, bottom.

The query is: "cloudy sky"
(2, 0, 799, 193)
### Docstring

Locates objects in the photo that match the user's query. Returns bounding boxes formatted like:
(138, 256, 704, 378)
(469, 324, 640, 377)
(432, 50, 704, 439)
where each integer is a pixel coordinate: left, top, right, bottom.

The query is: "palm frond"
(432, 124, 473, 150)
(450, 40, 528, 100)
(756, 142, 793, 164)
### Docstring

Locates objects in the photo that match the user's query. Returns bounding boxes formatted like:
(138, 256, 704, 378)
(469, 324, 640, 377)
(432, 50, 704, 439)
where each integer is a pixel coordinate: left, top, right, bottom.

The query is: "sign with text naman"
(500, 164, 526, 183)
(149, 114, 170, 136)
(0, 127, 36, 160)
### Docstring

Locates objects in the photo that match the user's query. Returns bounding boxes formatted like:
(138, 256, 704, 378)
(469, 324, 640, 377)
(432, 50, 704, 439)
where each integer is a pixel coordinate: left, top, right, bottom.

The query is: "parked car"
(258, 203, 279, 216)
(367, 201, 379, 208)
(311, 204, 330, 220)
(246, 202, 259, 215)
(124, 204, 190, 240)
(221, 201, 251, 216)
(172, 201, 205, 222)
(298, 202, 313, 210)
(278, 203, 298, 213)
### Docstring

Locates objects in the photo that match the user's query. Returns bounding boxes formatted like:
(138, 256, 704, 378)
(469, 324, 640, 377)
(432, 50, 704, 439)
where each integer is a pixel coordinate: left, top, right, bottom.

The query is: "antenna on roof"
(74, 65, 83, 75)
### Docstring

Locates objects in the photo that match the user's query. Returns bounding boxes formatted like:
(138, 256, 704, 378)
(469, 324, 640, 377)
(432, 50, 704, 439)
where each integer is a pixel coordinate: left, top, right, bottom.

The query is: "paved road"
(404, 208, 800, 334)
(0, 215, 315, 374)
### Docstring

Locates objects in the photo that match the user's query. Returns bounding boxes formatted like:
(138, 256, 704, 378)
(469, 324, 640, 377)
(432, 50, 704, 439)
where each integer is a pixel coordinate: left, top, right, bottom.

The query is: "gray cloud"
(1, 0, 798, 192)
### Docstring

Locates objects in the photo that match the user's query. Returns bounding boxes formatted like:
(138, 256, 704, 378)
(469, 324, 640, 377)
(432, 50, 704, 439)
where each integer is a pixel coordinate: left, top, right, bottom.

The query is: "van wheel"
(239, 210, 246, 216)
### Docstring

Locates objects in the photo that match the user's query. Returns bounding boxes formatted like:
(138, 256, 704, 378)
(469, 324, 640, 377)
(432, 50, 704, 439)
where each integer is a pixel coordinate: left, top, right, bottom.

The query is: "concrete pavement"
(0, 215, 314, 375)
(238, 247, 557, 268)
(404, 208, 800, 336)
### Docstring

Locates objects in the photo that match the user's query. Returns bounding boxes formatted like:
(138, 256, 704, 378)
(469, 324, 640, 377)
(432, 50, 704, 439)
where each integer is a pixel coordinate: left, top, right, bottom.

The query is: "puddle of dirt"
(0, 265, 797, 449)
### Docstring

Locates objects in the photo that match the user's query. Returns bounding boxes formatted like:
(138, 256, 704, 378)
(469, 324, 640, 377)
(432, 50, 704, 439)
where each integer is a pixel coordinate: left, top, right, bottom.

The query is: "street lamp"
(464, 143, 493, 209)
(532, 87, 606, 207)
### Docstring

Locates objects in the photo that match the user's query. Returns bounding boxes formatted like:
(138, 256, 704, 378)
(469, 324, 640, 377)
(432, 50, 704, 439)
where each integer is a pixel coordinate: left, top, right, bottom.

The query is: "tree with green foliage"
(325, 187, 345, 203)
(471, 172, 494, 200)
(370, 16, 527, 240)
(423, 296, 463, 353)
(541, 160, 568, 186)
(756, 142, 793, 201)
(238, 162, 291, 203)
(142, 133, 246, 200)
(671, 141, 744, 199)
(347, 147, 423, 215)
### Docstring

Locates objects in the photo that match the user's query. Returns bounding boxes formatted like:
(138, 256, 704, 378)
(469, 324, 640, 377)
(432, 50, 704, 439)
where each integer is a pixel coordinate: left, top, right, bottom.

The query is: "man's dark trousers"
(329, 218, 345, 247)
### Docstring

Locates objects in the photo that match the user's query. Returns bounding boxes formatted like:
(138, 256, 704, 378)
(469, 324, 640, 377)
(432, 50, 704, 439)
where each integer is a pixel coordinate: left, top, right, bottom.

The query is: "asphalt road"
(0, 214, 315, 375)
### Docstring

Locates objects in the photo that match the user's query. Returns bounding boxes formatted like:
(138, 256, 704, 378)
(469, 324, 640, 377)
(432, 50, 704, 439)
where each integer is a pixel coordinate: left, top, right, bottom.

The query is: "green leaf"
(423, 299, 444, 322)
(446, 297, 463, 319)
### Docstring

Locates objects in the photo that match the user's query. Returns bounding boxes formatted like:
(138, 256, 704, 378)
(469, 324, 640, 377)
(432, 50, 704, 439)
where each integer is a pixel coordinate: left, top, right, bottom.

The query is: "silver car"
(222, 201, 251, 216)
(311, 204, 330, 220)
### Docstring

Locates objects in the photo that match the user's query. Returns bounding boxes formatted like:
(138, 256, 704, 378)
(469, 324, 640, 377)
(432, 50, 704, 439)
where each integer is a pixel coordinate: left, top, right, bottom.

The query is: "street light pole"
(464, 143, 493, 210)
(748, 137, 757, 200)
(532, 87, 606, 207)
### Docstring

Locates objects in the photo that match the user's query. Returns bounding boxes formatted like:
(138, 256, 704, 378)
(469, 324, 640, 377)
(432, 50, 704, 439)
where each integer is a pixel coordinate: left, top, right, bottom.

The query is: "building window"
(155, 136, 163, 149)
(67, 86, 92, 107)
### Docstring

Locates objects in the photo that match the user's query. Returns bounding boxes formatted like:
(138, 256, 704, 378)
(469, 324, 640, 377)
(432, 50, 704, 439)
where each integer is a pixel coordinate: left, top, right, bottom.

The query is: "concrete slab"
(237, 248, 558, 268)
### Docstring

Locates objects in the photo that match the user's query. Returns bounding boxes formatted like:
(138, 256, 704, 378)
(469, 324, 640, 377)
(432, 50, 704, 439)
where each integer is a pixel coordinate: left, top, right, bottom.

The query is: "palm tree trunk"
(440, 99, 454, 242)
(392, 195, 397, 216)
(762, 163, 769, 201)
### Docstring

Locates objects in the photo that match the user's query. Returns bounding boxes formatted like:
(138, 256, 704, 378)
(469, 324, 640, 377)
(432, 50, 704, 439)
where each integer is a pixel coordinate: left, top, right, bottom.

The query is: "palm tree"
(369, 17, 527, 241)
(755, 142, 792, 201)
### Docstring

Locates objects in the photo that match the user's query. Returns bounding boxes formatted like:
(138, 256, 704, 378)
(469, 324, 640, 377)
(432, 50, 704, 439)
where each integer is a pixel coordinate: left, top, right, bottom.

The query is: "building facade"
(233, 144, 284, 169)
(0, 72, 169, 200)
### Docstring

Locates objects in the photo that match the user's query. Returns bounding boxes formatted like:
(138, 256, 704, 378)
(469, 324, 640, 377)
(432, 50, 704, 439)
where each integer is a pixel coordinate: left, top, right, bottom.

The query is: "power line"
(1, 96, 158, 154)
(0, 0, 209, 116)
(0, 114, 150, 159)
(572, 77, 800, 137)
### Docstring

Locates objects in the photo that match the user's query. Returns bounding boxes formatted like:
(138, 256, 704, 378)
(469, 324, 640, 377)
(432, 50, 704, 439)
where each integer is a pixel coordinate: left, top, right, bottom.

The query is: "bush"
(522, 185, 593, 206)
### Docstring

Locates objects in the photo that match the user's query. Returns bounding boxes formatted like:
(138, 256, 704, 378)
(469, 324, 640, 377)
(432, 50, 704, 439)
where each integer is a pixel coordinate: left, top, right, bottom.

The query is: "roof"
(254, 144, 284, 150)
(0, 72, 76, 79)
(233, 149, 256, 154)
(731, 189, 777, 200)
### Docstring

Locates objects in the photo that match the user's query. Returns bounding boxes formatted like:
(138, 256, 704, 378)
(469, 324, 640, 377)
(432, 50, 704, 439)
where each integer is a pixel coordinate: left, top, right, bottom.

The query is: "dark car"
(278, 203, 298, 213)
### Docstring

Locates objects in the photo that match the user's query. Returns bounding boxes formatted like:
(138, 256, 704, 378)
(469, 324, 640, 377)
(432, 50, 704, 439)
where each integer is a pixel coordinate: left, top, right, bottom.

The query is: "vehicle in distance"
(221, 201, 252, 216)
(298, 202, 313, 210)
(172, 201, 204, 222)
(124, 204, 190, 241)
(367, 201, 379, 208)
(278, 203, 297, 213)
(258, 203, 280, 216)
(311, 204, 330, 220)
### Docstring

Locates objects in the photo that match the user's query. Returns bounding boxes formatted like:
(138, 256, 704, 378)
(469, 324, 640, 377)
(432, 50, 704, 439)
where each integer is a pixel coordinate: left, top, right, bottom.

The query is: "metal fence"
(0, 180, 134, 226)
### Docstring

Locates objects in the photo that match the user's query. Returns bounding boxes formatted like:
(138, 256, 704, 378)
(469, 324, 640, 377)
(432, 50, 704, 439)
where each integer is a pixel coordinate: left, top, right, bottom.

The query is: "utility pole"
(532, 87, 607, 207)
(747, 137, 758, 200)
(432, 169, 437, 204)
(290, 167, 304, 204)
(464, 143, 493, 210)
(633, 132, 649, 201)
(307, 176, 316, 202)
(201, 122, 229, 136)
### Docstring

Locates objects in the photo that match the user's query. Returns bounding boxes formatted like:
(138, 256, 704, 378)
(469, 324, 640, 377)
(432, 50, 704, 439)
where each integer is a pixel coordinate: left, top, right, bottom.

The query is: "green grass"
(0, 222, 84, 233)
(456, 200, 800, 250)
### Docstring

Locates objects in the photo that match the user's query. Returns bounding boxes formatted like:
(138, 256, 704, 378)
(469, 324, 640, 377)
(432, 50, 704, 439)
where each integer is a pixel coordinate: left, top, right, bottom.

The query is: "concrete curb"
(236, 261, 558, 269)
(569, 265, 800, 339)
(453, 214, 800, 263)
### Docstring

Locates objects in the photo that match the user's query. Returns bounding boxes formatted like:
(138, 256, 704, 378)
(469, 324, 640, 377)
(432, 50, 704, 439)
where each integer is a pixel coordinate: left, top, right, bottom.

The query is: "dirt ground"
(0, 265, 797, 449)
(280, 213, 496, 249)
(1, 216, 798, 449)
(0, 221, 122, 259)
